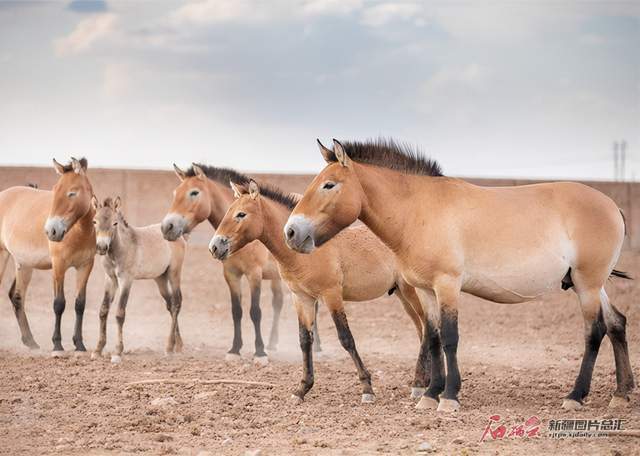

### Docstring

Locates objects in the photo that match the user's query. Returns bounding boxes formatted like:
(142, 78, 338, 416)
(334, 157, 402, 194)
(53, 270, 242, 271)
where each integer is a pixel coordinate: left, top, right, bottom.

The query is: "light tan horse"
(0, 158, 96, 355)
(161, 164, 289, 364)
(285, 138, 634, 412)
(209, 178, 428, 403)
(91, 197, 186, 363)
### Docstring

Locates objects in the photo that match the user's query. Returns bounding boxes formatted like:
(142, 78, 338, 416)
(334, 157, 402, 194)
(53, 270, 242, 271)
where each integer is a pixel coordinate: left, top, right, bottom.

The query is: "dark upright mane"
(187, 164, 299, 210)
(325, 138, 443, 177)
(59, 157, 88, 173)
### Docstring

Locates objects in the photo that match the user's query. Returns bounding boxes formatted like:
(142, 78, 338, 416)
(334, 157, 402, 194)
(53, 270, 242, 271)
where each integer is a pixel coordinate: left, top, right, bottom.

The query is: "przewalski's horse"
(91, 197, 185, 363)
(209, 178, 428, 403)
(285, 138, 634, 412)
(161, 164, 289, 364)
(0, 158, 96, 355)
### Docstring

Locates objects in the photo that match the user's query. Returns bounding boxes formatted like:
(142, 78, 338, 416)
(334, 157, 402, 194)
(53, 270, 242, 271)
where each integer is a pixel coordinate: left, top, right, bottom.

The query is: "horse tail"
(611, 269, 632, 281)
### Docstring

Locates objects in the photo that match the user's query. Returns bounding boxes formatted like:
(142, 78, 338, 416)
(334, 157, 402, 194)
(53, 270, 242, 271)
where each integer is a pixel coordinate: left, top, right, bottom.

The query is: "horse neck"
(206, 179, 235, 229)
(259, 198, 300, 267)
(355, 163, 425, 253)
(111, 217, 133, 258)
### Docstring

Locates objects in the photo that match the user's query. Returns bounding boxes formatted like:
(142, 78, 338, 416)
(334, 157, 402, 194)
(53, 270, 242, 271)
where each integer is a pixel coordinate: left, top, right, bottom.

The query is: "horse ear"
(173, 164, 186, 182)
(248, 179, 260, 200)
(53, 158, 65, 175)
(113, 196, 121, 211)
(332, 139, 350, 167)
(317, 139, 334, 163)
(230, 181, 248, 198)
(70, 157, 85, 175)
(192, 163, 206, 181)
(91, 195, 99, 210)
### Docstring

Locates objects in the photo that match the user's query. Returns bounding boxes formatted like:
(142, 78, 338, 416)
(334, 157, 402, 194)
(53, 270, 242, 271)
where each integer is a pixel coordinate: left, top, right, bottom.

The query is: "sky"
(0, 0, 638, 180)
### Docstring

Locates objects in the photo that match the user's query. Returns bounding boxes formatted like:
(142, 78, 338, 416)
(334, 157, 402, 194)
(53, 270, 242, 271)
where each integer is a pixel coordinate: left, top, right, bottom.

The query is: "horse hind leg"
(248, 272, 268, 364)
(562, 286, 606, 410)
(10, 266, 39, 350)
(312, 301, 322, 352)
(600, 288, 635, 407)
(155, 275, 177, 355)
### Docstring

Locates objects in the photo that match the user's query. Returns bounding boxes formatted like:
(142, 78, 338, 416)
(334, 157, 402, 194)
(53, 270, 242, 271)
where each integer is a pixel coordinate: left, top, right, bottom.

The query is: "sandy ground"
(1, 245, 639, 455)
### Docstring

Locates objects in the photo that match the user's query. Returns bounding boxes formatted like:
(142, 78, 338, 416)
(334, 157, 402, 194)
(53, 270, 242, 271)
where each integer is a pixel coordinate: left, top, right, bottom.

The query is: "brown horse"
(92, 197, 185, 363)
(0, 158, 96, 355)
(209, 178, 427, 403)
(285, 138, 634, 412)
(161, 164, 289, 364)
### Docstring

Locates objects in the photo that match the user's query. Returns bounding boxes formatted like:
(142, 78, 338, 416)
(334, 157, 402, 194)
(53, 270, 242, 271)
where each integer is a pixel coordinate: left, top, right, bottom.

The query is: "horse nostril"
(167, 223, 174, 232)
(212, 244, 218, 253)
(287, 227, 295, 240)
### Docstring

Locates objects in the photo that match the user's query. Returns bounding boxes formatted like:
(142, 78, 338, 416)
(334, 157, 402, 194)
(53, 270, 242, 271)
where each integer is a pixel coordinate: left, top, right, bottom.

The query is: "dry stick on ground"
(124, 378, 277, 388)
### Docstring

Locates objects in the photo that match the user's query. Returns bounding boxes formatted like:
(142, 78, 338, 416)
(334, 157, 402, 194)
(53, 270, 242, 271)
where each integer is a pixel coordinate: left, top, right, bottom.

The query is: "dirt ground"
(1, 241, 639, 455)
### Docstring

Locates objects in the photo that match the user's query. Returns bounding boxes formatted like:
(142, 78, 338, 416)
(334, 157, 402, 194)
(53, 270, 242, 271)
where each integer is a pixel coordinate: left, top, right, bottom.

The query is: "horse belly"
(463, 252, 569, 303)
(134, 245, 172, 279)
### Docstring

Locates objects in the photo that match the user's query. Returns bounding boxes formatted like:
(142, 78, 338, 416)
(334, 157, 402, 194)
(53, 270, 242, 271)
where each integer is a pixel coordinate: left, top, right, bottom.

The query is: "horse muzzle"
(284, 215, 316, 254)
(44, 217, 68, 242)
(161, 214, 187, 241)
(209, 235, 230, 261)
(96, 236, 111, 255)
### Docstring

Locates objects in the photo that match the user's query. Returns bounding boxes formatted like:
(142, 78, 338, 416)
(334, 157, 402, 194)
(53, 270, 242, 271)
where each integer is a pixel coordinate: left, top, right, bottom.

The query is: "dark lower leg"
(413, 335, 432, 389)
(567, 311, 606, 403)
(331, 310, 373, 396)
(229, 292, 243, 354)
(440, 310, 461, 402)
(72, 293, 87, 351)
(249, 286, 266, 357)
(267, 286, 283, 350)
(607, 305, 635, 399)
(313, 301, 322, 352)
(95, 291, 113, 355)
(52, 294, 66, 352)
(294, 319, 314, 399)
(425, 319, 445, 400)
(171, 289, 183, 352)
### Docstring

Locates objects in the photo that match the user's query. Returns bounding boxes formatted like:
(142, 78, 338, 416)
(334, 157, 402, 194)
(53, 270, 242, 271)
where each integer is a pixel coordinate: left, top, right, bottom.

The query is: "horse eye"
(322, 182, 336, 190)
(190, 190, 200, 197)
(93, 220, 97, 225)
(68, 191, 77, 197)
(236, 212, 246, 219)
(113, 221, 118, 226)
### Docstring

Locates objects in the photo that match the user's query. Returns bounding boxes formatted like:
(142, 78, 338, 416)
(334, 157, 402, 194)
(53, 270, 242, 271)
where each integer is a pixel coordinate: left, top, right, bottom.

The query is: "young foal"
(286, 139, 634, 412)
(162, 164, 288, 364)
(91, 197, 185, 363)
(209, 179, 428, 403)
(0, 158, 95, 355)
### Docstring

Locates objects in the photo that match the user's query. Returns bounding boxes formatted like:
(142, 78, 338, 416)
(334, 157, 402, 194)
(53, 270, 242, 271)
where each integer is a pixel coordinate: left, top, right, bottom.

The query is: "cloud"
(102, 62, 131, 98)
(172, 0, 272, 25)
(301, 0, 363, 17)
(67, 0, 108, 14)
(360, 2, 422, 27)
(54, 13, 116, 56)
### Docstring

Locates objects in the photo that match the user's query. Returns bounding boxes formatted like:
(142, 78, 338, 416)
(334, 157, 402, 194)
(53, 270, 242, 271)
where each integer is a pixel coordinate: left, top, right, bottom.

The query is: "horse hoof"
(225, 353, 242, 362)
(290, 394, 304, 405)
(411, 387, 426, 399)
(561, 399, 582, 411)
(266, 344, 278, 352)
(111, 355, 122, 364)
(51, 350, 66, 358)
(361, 393, 376, 404)
(253, 356, 269, 366)
(437, 399, 460, 412)
(90, 351, 101, 360)
(24, 340, 40, 350)
(73, 350, 87, 358)
(608, 395, 630, 409)
(416, 396, 439, 410)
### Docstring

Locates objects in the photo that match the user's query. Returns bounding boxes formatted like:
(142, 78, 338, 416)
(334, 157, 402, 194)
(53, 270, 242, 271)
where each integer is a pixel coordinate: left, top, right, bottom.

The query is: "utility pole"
(620, 140, 627, 182)
(613, 141, 619, 181)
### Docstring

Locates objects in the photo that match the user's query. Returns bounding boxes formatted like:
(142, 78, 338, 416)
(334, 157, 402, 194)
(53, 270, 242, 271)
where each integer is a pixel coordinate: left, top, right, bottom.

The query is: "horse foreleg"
(248, 271, 267, 362)
(415, 288, 445, 410)
(10, 266, 39, 349)
(266, 278, 284, 351)
(51, 263, 67, 355)
(326, 292, 374, 404)
(223, 268, 243, 360)
(93, 272, 117, 359)
(168, 267, 183, 354)
(292, 293, 316, 402)
(113, 278, 131, 363)
(312, 301, 322, 352)
(72, 259, 94, 352)
(155, 275, 176, 354)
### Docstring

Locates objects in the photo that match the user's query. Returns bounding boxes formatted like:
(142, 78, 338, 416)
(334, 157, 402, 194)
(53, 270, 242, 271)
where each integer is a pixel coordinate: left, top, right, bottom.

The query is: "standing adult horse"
(285, 138, 634, 412)
(0, 158, 96, 355)
(162, 164, 289, 364)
